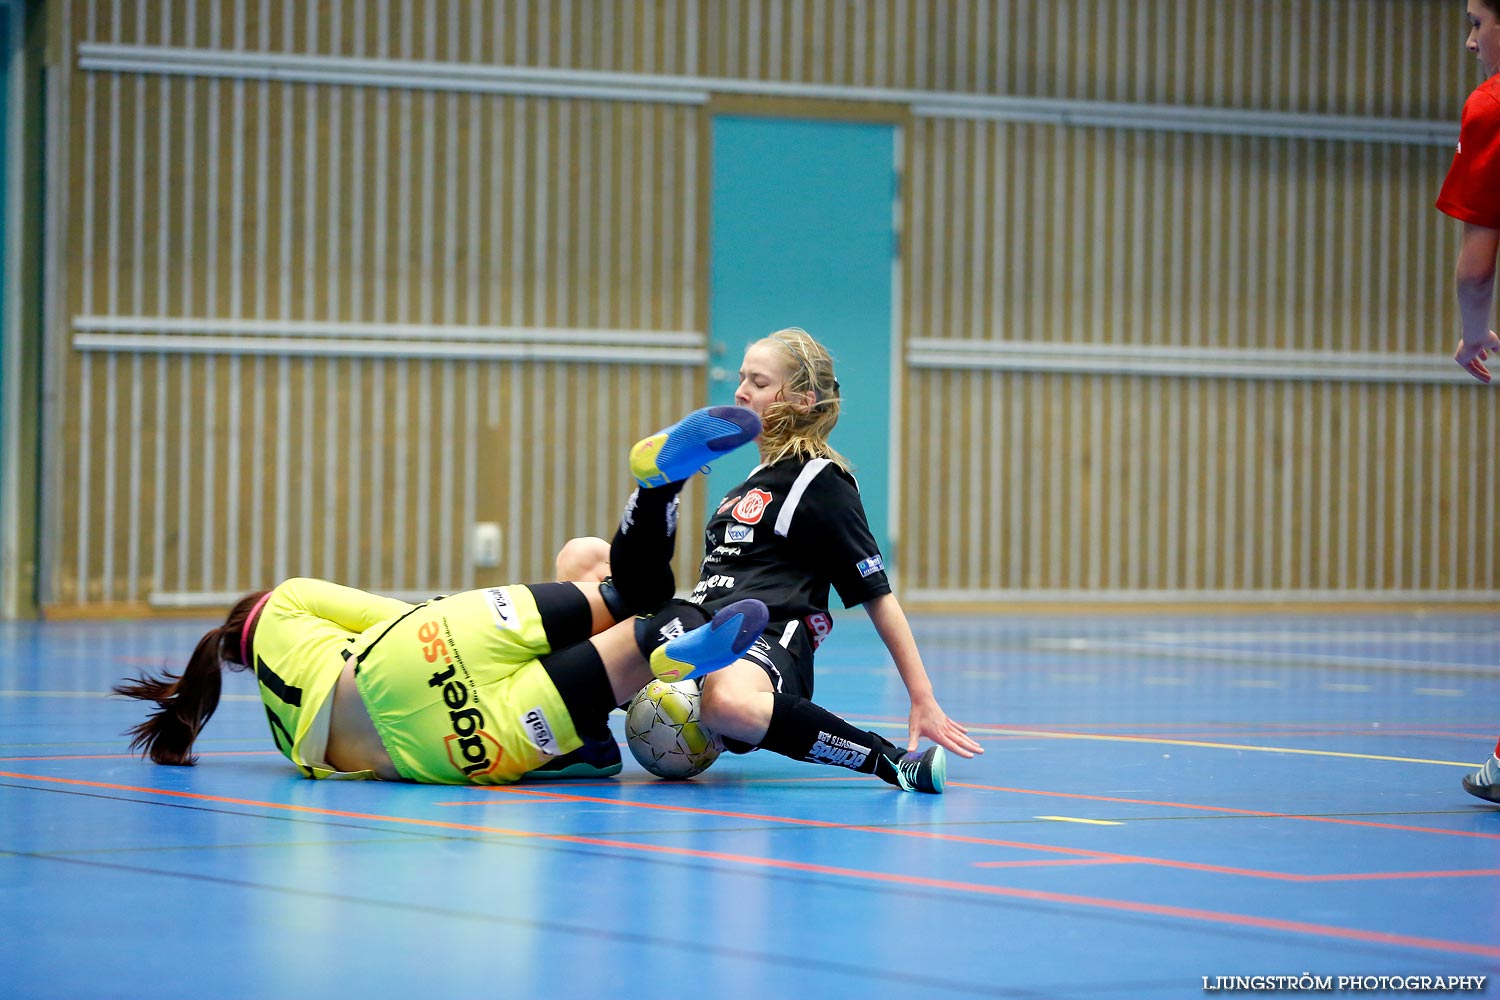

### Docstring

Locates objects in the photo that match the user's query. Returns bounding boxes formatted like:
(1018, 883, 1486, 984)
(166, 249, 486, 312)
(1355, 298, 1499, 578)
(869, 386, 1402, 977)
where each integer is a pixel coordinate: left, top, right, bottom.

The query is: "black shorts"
(716, 616, 824, 755)
(737, 616, 818, 701)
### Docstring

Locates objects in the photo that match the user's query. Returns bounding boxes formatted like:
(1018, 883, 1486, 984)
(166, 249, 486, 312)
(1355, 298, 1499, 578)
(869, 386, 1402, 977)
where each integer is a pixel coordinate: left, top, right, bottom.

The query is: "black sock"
(524, 582, 595, 650)
(538, 642, 616, 739)
(607, 484, 683, 615)
(631, 599, 709, 659)
(753, 693, 901, 774)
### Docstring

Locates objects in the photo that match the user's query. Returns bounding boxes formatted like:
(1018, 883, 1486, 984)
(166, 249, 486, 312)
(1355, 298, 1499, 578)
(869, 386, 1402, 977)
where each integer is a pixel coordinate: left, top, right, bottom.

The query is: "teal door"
(707, 116, 897, 566)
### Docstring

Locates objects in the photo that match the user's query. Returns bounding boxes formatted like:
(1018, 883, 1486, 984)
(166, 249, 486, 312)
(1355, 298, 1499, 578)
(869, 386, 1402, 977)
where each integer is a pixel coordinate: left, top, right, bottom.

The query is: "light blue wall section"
(707, 115, 896, 563)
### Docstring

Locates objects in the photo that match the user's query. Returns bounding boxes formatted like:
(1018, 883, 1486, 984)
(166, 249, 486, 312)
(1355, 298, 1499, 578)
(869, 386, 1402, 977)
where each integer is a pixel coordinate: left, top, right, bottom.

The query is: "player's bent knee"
(555, 536, 611, 583)
(698, 668, 770, 741)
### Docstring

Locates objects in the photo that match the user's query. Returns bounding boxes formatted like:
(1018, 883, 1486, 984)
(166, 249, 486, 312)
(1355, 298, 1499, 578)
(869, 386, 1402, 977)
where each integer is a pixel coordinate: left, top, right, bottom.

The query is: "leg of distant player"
(1462, 736, 1500, 803)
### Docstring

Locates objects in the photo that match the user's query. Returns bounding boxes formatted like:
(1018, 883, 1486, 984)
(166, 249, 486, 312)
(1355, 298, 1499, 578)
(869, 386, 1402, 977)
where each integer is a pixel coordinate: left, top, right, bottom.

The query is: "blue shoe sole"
(632, 406, 761, 487)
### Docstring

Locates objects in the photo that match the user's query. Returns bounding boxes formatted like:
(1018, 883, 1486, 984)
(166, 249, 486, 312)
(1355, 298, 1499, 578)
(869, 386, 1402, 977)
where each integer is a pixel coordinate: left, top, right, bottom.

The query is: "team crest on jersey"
(484, 587, 518, 630)
(726, 524, 754, 543)
(732, 489, 774, 525)
(856, 554, 885, 578)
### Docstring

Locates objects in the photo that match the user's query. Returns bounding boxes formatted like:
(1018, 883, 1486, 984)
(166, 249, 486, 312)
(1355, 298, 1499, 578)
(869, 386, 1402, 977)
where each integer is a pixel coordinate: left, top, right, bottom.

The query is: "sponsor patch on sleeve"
(804, 611, 834, 649)
(485, 587, 518, 630)
(856, 554, 885, 578)
(725, 524, 754, 543)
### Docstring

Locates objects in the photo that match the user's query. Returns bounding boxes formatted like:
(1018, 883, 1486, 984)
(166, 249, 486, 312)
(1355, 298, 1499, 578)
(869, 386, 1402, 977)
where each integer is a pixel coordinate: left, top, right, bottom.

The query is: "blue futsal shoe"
(876, 745, 947, 794)
(650, 598, 769, 683)
(630, 406, 762, 488)
(1462, 754, 1500, 804)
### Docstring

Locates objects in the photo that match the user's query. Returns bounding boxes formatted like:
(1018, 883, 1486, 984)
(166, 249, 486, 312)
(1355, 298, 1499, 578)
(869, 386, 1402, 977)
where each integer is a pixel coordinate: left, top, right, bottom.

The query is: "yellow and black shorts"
(352, 586, 587, 784)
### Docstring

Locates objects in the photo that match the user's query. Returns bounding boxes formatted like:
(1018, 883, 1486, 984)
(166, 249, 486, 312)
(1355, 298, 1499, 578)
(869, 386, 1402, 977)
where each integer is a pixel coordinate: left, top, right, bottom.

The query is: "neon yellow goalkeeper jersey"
(247, 578, 414, 779)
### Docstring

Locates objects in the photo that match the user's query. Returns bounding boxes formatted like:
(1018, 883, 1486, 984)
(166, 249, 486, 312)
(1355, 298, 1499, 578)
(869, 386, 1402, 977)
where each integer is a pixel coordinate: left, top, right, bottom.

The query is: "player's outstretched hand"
(1455, 329, 1500, 383)
(908, 700, 985, 759)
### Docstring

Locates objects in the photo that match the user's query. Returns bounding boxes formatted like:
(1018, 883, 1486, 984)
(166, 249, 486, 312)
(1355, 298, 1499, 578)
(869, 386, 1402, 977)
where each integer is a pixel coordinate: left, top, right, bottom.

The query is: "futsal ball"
(625, 678, 723, 779)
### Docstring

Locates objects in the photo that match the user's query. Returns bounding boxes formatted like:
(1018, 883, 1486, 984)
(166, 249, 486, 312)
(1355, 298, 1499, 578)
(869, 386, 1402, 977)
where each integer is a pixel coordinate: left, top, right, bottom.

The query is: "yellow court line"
(974, 728, 1476, 767)
(855, 722, 1477, 768)
(1036, 815, 1123, 826)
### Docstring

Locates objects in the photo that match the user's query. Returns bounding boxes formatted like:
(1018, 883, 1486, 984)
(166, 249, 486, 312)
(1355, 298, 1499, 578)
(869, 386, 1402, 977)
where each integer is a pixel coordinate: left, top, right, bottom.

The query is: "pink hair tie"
(239, 591, 274, 666)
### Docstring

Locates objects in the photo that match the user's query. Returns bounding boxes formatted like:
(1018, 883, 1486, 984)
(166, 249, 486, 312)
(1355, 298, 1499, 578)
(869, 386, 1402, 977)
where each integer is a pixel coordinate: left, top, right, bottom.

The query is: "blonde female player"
(115, 408, 769, 784)
(1437, 0, 1500, 803)
(557, 328, 983, 793)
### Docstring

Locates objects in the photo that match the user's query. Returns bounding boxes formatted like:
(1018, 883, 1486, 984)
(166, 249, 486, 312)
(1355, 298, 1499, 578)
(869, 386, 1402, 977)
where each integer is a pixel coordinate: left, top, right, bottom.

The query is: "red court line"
(974, 858, 1128, 870)
(1298, 869, 1500, 883)
(886, 828, 1500, 884)
(956, 783, 1500, 841)
(977, 728, 1492, 740)
(0, 750, 280, 763)
(457, 786, 1500, 884)
(456, 784, 851, 828)
(3, 769, 1495, 960)
(1074, 730, 1494, 741)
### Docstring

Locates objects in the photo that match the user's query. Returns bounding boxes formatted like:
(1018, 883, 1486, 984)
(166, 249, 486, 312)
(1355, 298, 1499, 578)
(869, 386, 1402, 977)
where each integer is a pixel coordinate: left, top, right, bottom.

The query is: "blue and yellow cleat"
(630, 406, 762, 488)
(650, 598, 769, 683)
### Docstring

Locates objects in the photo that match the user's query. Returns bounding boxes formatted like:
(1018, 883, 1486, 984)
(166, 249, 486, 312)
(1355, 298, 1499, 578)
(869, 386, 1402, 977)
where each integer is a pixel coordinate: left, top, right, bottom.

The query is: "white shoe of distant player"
(1461, 754, 1500, 804)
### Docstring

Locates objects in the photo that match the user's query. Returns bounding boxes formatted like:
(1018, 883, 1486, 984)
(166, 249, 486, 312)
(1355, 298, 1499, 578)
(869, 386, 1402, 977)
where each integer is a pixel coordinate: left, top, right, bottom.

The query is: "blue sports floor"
(2, 610, 1498, 999)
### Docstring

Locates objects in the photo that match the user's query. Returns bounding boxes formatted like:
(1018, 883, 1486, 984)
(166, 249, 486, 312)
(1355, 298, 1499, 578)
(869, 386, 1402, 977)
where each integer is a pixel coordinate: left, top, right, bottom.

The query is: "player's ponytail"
(114, 590, 269, 765)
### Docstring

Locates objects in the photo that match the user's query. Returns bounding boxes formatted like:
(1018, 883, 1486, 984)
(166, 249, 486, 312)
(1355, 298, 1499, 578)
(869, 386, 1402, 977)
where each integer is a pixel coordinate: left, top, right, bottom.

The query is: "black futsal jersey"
(689, 456, 891, 652)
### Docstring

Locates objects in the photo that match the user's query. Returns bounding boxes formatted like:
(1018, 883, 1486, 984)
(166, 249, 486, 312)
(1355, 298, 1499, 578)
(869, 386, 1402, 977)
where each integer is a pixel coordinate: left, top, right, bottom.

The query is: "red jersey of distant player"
(1437, 74, 1500, 228)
